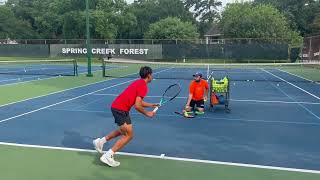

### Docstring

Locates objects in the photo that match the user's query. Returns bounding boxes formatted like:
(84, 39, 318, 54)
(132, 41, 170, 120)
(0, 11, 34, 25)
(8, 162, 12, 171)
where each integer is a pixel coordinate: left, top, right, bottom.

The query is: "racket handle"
(153, 107, 159, 112)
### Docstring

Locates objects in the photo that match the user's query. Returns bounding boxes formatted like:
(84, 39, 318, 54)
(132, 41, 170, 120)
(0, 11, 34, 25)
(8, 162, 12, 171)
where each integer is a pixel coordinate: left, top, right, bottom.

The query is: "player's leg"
(100, 123, 132, 167)
(93, 130, 122, 154)
(93, 108, 126, 154)
(195, 100, 205, 115)
(183, 100, 195, 116)
(100, 109, 132, 167)
(111, 123, 133, 152)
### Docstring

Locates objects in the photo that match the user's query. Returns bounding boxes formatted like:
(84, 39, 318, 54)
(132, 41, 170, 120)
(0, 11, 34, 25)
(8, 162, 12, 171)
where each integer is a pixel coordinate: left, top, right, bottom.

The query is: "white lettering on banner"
(62, 48, 149, 55)
(119, 49, 149, 55)
(91, 48, 116, 55)
(314, 51, 320, 57)
(62, 48, 88, 54)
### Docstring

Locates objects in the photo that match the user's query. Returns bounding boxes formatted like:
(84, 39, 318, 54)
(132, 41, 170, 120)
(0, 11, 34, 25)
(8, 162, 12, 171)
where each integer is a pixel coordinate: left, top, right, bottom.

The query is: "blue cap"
(193, 72, 203, 77)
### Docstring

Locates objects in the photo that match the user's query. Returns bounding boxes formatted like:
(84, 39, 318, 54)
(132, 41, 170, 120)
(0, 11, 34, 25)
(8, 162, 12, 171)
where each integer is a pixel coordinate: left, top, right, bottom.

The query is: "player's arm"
(135, 96, 155, 117)
(186, 93, 193, 107)
(186, 83, 194, 107)
(141, 101, 158, 108)
(204, 81, 209, 101)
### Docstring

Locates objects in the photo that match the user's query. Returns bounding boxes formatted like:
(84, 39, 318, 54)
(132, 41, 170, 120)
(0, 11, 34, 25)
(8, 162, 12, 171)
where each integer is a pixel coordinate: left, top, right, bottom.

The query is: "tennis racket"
(153, 84, 181, 112)
(174, 111, 195, 118)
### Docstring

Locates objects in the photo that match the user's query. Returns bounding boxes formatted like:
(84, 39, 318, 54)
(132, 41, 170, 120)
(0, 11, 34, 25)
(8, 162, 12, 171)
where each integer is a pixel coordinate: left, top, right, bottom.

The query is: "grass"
(1, 144, 319, 180)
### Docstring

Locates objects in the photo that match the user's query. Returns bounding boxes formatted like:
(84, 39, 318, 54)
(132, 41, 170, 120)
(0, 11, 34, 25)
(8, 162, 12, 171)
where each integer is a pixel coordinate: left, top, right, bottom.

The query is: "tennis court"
(0, 59, 102, 86)
(0, 60, 320, 180)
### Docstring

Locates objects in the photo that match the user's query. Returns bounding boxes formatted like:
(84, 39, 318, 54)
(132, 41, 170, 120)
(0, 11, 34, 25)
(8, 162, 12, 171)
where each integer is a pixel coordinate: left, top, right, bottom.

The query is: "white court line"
(0, 69, 100, 87)
(0, 69, 116, 108)
(0, 75, 40, 83)
(260, 68, 320, 120)
(0, 142, 319, 174)
(230, 99, 320, 105)
(277, 68, 320, 85)
(48, 108, 320, 126)
(0, 68, 173, 123)
(0, 79, 136, 123)
(262, 69, 320, 100)
(92, 93, 320, 105)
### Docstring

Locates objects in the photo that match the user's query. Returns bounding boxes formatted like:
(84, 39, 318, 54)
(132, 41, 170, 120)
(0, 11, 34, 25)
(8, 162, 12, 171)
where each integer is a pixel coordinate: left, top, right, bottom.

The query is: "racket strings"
(163, 84, 181, 101)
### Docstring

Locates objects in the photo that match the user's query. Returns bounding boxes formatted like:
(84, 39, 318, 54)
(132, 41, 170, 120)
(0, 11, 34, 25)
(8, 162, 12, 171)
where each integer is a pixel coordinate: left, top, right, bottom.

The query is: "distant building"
(204, 24, 224, 44)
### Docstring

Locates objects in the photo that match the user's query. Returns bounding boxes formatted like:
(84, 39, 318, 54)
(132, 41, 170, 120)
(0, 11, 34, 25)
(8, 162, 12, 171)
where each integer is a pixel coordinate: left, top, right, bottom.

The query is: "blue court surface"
(0, 66, 319, 173)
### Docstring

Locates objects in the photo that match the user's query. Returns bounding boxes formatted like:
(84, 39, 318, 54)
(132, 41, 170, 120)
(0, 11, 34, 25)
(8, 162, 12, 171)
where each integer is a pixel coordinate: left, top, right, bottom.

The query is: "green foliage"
(254, 0, 320, 36)
(0, 5, 37, 39)
(1, 0, 314, 41)
(144, 17, 199, 39)
(3, 0, 136, 39)
(311, 14, 320, 35)
(220, 3, 302, 45)
(183, 0, 222, 23)
(127, 0, 194, 39)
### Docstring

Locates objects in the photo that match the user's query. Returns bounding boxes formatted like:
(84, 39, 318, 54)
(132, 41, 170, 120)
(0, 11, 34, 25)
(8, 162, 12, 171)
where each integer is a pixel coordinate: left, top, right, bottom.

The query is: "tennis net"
(0, 59, 78, 76)
(102, 59, 320, 83)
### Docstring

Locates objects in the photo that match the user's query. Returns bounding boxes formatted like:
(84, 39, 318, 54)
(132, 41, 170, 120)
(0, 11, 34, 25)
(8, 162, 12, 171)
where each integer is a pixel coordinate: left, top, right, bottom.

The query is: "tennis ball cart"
(208, 70, 231, 113)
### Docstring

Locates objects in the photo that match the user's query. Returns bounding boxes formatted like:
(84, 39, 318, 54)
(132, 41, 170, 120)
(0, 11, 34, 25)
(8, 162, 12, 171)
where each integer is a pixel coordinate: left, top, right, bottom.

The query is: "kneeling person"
(185, 72, 209, 115)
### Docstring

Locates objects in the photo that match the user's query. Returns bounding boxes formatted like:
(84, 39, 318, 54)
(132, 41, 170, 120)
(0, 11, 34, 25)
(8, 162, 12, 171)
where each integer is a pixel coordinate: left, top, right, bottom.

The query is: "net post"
(73, 59, 78, 76)
(102, 59, 106, 77)
(86, 0, 93, 77)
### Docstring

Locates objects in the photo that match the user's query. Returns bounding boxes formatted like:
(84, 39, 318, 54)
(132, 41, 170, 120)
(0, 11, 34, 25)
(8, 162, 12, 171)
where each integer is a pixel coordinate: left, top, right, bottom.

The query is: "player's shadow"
(61, 130, 106, 167)
(62, 131, 93, 149)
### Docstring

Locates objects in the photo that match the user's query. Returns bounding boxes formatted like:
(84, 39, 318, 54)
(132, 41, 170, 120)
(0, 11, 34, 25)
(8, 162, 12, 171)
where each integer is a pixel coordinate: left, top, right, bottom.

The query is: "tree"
(144, 17, 199, 39)
(0, 6, 38, 39)
(127, 0, 194, 39)
(183, 0, 222, 23)
(220, 3, 302, 45)
(254, 0, 320, 36)
(5, 0, 136, 39)
(183, 0, 222, 36)
(311, 14, 320, 35)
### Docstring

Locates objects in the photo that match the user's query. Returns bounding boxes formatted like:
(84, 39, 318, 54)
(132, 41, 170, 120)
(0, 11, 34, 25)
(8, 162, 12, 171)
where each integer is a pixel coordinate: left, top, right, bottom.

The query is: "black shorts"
(190, 99, 205, 109)
(111, 108, 131, 126)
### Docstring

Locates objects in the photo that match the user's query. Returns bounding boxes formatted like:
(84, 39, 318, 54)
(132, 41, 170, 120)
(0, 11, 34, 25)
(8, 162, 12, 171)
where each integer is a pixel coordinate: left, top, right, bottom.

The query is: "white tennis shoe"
(93, 138, 104, 154)
(100, 152, 120, 167)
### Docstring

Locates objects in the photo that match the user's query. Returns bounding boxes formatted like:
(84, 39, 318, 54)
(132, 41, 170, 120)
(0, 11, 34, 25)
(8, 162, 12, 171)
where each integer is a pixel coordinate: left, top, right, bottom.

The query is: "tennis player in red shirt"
(93, 66, 158, 167)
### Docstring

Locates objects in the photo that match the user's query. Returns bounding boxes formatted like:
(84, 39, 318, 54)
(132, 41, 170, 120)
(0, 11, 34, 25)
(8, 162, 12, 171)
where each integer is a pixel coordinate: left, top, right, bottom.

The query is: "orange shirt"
(189, 79, 209, 101)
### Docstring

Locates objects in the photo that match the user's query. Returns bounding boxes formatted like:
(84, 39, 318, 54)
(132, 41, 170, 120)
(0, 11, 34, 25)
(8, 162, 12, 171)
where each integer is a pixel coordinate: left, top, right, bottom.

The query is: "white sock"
(100, 137, 107, 144)
(107, 149, 115, 156)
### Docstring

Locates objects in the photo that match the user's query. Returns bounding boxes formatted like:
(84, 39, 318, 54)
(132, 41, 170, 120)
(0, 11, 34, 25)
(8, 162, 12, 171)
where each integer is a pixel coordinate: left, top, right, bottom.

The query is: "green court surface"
(0, 72, 106, 105)
(1, 144, 320, 180)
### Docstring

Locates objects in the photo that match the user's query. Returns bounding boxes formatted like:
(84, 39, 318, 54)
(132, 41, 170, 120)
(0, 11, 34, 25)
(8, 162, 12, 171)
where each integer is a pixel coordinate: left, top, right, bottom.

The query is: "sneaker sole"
(100, 156, 120, 167)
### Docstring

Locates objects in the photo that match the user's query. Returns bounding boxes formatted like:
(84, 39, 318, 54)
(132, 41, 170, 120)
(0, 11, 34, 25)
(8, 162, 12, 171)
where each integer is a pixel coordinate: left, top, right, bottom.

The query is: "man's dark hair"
(139, 66, 153, 78)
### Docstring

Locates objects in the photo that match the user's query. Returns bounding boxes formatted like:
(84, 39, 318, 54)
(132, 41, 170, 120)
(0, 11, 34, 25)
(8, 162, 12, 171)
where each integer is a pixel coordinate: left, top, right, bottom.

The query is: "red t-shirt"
(111, 79, 148, 112)
(189, 79, 209, 101)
